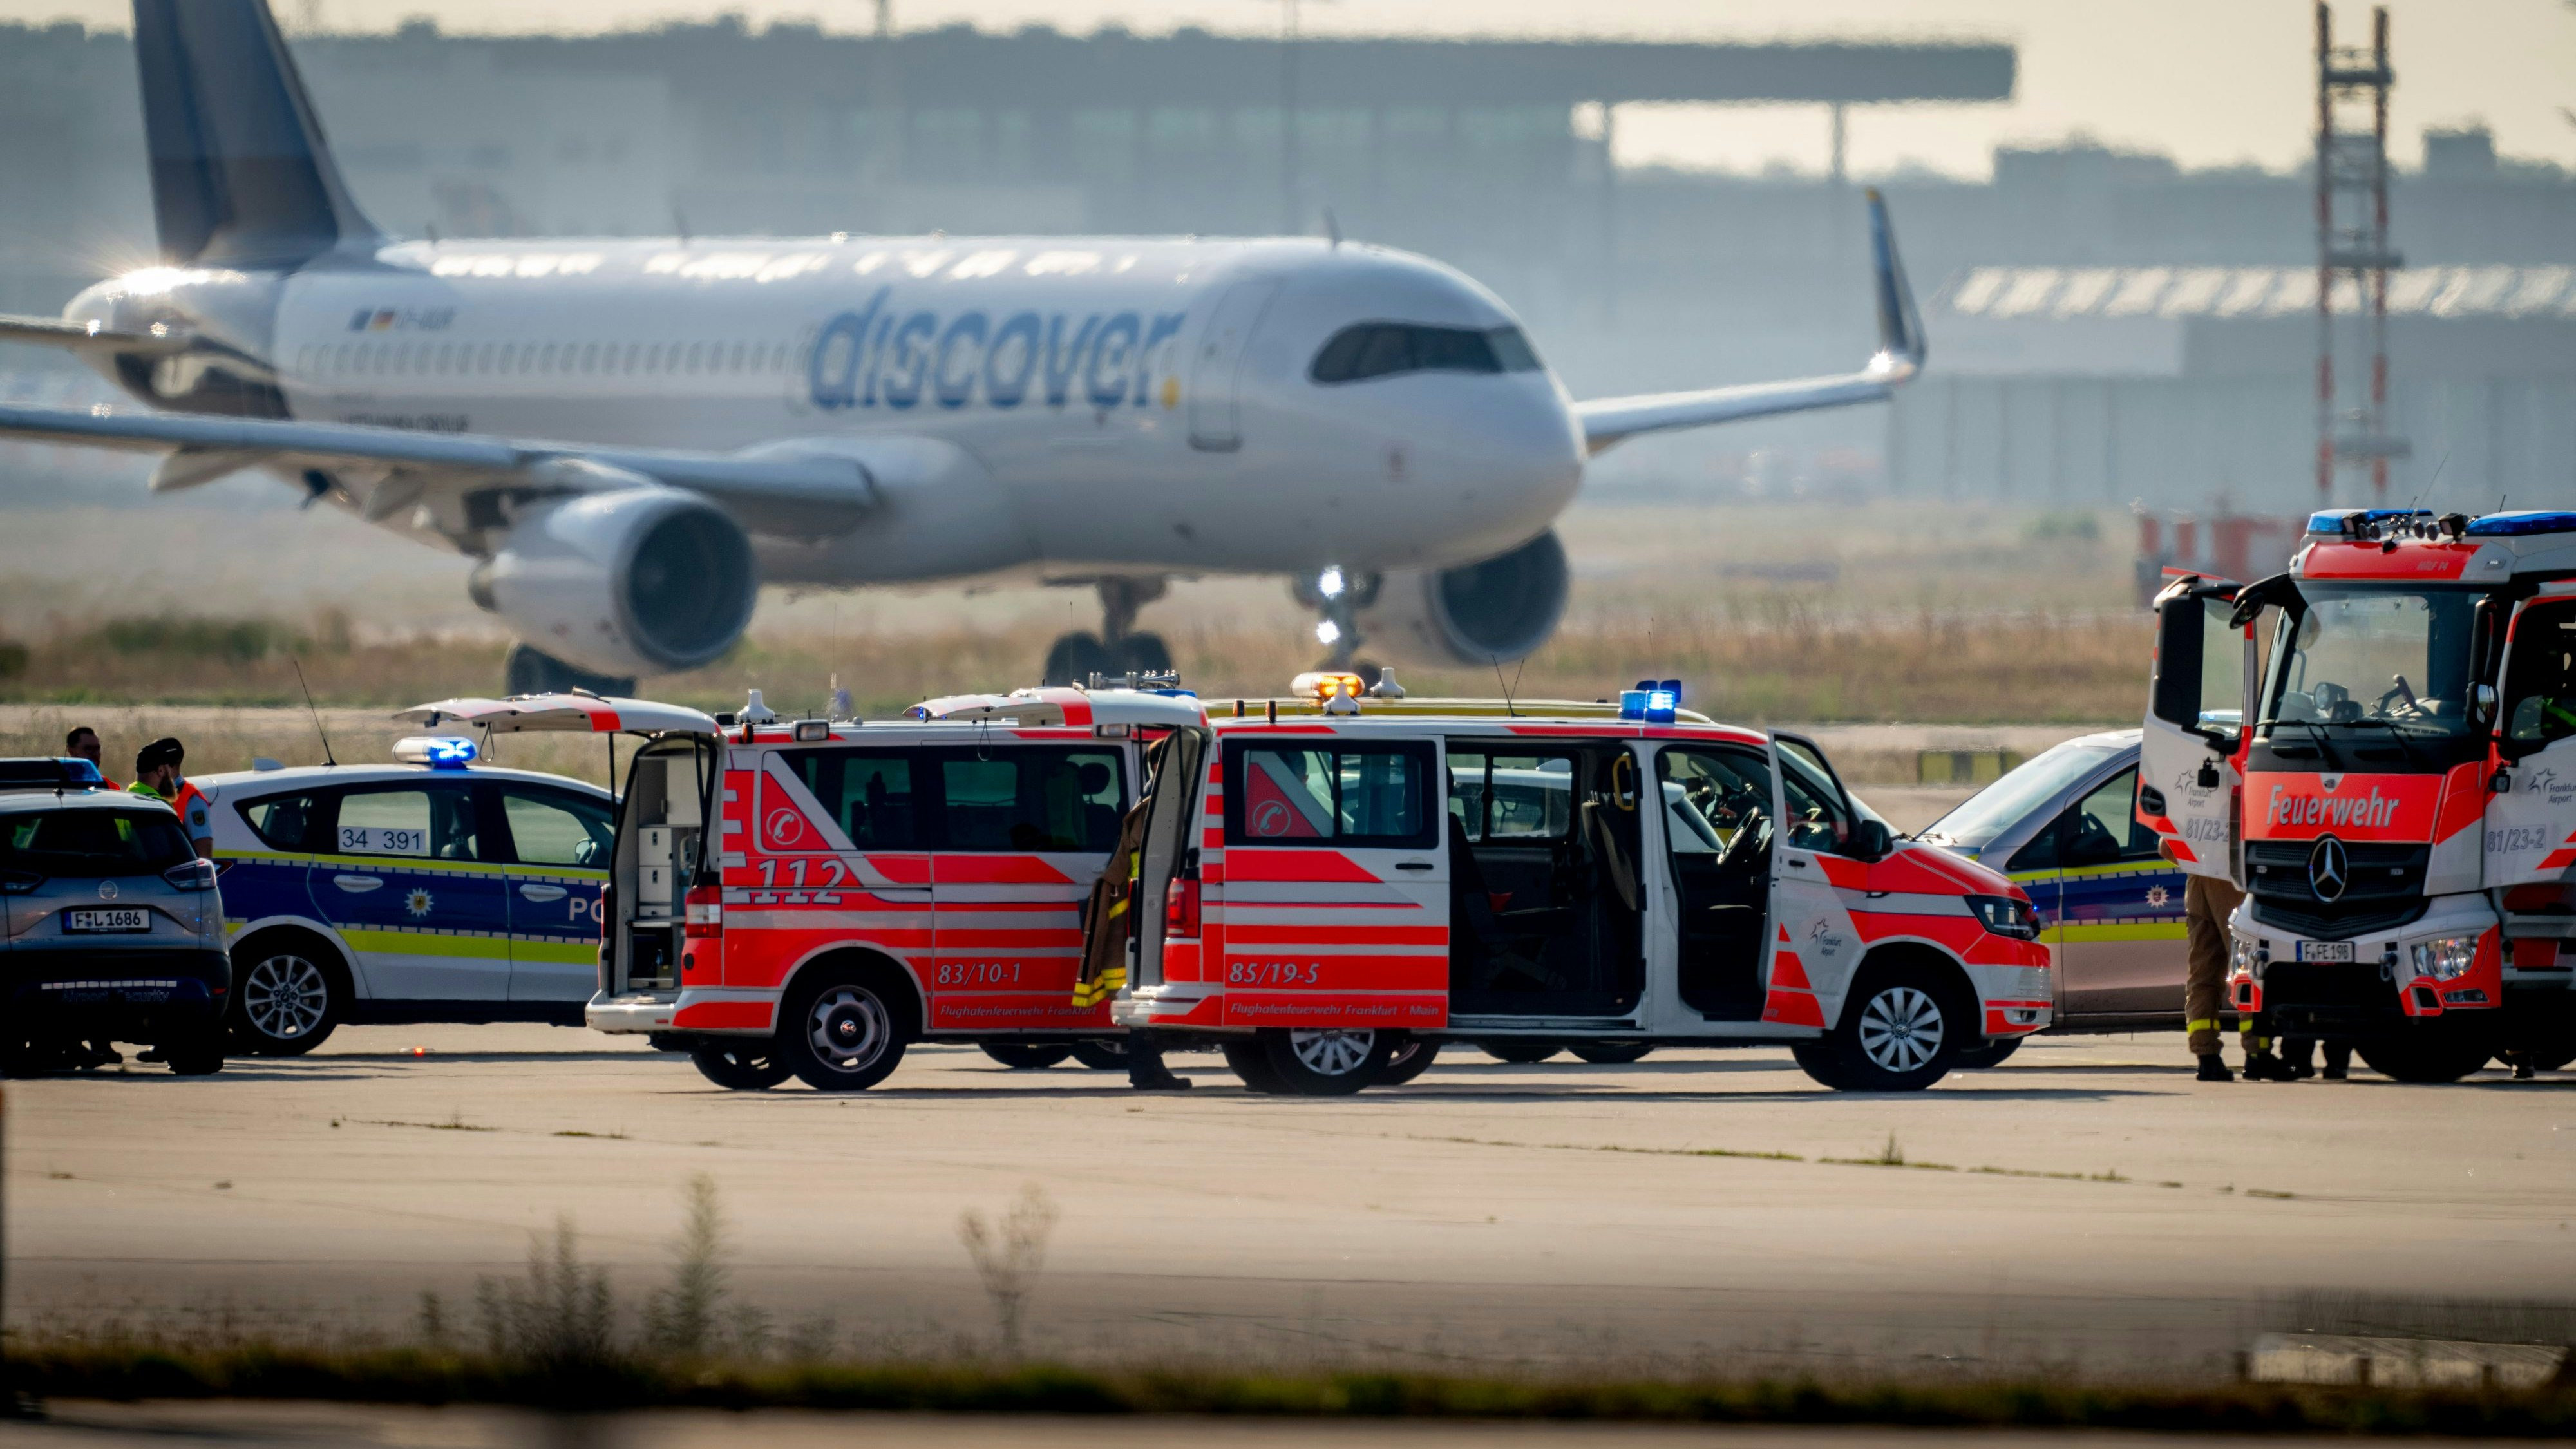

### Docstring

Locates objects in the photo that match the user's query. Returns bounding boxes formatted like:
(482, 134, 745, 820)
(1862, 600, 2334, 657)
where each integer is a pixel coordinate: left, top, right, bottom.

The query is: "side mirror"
(2474, 683, 2499, 725)
(1852, 819, 1893, 860)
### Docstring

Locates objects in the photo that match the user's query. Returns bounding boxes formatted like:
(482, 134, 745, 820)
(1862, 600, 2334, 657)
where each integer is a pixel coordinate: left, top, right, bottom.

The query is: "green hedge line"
(10, 1347, 2576, 1435)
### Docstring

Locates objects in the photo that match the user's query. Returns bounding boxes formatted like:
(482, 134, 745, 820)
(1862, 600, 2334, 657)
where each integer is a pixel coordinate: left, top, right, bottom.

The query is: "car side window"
(332, 784, 482, 862)
(2066, 768, 2160, 867)
(930, 748, 1126, 853)
(500, 787, 614, 869)
(1447, 752, 1575, 844)
(779, 748, 920, 849)
(240, 791, 331, 853)
(1778, 755, 1853, 855)
(1653, 747, 1771, 855)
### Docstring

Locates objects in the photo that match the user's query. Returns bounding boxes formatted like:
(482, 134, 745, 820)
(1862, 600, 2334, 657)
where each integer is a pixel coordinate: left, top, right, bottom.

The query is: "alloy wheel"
(1286, 1028, 1375, 1077)
(1855, 985, 1944, 1073)
(243, 954, 328, 1041)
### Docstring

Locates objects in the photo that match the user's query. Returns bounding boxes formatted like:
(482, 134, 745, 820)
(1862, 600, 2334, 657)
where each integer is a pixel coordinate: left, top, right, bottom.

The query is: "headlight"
(2409, 934, 2479, 981)
(2230, 931, 2260, 975)
(1968, 894, 2039, 940)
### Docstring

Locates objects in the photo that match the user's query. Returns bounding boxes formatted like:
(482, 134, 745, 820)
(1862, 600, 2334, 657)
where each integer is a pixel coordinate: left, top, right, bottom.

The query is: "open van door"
(2486, 587, 2576, 889)
(395, 695, 721, 1001)
(2139, 576, 2249, 880)
(1128, 727, 1212, 996)
(1765, 732, 1869, 1028)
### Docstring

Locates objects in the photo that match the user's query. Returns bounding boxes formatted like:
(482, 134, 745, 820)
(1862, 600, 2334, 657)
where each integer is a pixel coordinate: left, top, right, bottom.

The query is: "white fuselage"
(84, 234, 1588, 586)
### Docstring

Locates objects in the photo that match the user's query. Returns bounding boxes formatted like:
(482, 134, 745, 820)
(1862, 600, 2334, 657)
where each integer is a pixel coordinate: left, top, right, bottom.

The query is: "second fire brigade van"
(1112, 679, 2056, 1093)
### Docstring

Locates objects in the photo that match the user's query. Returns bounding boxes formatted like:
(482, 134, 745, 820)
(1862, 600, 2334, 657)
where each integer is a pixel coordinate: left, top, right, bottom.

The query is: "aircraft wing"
(0, 399, 880, 536)
(0, 312, 198, 357)
(1571, 189, 1927, 455)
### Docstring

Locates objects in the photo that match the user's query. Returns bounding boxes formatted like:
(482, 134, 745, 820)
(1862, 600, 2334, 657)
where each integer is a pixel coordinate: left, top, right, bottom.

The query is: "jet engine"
(471, 485, 757, 679)
(1350, 530, 1569, 667)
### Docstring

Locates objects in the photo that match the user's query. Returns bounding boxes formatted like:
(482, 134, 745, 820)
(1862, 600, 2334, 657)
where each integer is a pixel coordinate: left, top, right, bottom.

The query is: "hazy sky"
(8, 0, 2572, 180)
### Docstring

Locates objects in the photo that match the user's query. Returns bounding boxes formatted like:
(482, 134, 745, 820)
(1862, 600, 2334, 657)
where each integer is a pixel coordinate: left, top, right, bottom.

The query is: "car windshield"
(1917, 741, 2121, 849)
(2260, 587, 2481, 739)
(3, 808, 194, 878)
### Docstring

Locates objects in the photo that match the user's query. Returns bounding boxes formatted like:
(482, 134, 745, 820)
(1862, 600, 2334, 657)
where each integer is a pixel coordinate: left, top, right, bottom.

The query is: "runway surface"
(6, 1025, 2569, 1380)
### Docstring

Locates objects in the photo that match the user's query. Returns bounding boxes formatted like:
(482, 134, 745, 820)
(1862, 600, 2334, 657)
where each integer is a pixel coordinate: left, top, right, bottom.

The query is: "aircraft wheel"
(1043, 632, 1112, 687)
(1111, 632, 1173, 677)
(506, 643, 634, 697)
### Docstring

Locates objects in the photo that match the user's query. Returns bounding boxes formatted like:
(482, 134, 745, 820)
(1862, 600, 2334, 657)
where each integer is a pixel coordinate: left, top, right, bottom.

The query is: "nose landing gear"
(1293, 565, 1379, 673)
(1042, 577, 1173, 687)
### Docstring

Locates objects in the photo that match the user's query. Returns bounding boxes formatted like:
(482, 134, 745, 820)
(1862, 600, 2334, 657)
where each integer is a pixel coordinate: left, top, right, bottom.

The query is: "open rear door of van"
(2139, 576, 2249, 880)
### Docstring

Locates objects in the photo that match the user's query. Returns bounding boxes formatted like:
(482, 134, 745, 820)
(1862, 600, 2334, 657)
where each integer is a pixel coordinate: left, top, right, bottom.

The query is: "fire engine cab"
(2145, 508, 2576, 1081)
(1116, 677, 2055, 1093)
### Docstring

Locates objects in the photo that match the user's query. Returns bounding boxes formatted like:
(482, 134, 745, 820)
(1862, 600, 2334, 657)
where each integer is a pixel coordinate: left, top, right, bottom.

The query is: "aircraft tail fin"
(133, 0, 381, 268)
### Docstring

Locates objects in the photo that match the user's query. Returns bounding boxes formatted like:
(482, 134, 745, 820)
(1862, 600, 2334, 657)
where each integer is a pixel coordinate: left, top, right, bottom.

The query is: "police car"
(1913, 728, 2193, 1043)
(199, 734, 614, 1054)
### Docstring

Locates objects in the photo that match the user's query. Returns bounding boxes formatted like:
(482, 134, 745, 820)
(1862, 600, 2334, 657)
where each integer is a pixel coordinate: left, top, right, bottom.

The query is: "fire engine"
(2143, 509, 2576, 1081)
(418, 675, 2052, 1094)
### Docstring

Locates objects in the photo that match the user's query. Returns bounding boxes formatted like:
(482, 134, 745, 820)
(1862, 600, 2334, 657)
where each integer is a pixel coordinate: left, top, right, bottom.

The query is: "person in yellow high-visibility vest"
(1075, 748, 1190, 1091)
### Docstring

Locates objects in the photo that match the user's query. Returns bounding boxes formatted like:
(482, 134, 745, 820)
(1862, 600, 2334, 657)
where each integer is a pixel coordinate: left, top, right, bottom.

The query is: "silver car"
(1915, 730, 2194, 1031)
(1, 759, 229, 1075)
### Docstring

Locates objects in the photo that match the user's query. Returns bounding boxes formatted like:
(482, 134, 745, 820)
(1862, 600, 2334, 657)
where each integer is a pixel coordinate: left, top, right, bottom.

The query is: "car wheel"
(1477, 1039, 1564, 1064)
(2356, 1032, 2494, 1084)
(1261, 1027, 1392, 1096)
(2532, 1043, 2576, 1074)
(780, 970, 909, 1092)
(162, 1028, 226, 1077)
(1069, 1039, 1129, 1071)
(1801, 963, 1966, 1092)
(690, 1043, 795, 1090)
(1955, 1038, 2023, 1070)
(229, 937, 341, 1056)
(1568, 1041, 1654, 1065)
(981, 1042, 1075, 1070)
(1377, 1036, 1441, 1086)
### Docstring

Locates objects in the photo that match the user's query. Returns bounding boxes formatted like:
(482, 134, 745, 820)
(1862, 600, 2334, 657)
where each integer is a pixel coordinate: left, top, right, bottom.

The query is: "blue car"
(199, 739, 614, 1054)
(1915, 730, 2193, 1030)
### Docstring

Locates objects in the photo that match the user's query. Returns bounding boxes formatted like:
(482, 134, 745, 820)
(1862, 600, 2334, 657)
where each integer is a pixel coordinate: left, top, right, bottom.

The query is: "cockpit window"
(1309, 324, 1542, 384)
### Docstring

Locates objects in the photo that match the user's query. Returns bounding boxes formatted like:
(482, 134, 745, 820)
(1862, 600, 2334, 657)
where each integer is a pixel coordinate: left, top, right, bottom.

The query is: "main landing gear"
(1043, 578, 1174, 686)
(506, 643, 635, 697)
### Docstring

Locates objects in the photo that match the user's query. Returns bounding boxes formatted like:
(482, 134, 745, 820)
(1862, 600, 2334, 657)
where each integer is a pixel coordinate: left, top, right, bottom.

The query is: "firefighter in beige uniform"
(2172, 841, 2286, 1081)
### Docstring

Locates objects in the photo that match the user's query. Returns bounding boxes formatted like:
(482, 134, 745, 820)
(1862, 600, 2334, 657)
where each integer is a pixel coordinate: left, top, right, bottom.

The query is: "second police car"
(199, 730, 616, 1052)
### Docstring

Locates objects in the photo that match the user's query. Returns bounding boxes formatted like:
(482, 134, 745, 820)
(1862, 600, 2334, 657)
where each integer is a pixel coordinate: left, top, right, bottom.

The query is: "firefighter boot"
(2195, 1054, 2234, 1083)
(2322, 1041, 2351, 1080)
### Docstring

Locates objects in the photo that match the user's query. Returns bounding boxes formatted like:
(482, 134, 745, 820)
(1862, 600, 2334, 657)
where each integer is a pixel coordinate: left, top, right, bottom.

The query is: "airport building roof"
(1941, 263, 2576, 322)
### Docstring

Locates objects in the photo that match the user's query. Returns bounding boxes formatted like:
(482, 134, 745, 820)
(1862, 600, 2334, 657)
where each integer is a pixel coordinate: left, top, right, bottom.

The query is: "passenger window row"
(296, 337, 797, 381)
(239, 781, 613, 869)
(779, 746, 1126, 853)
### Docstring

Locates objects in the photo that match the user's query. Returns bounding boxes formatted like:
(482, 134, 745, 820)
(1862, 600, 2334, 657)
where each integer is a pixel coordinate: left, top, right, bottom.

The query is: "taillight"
(1164, 876, 1201, 939)
(684, 884, 724, 938)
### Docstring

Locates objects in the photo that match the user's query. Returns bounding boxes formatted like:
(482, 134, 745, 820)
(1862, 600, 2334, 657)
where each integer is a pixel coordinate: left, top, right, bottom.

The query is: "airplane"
(0, 0, 1926, 696)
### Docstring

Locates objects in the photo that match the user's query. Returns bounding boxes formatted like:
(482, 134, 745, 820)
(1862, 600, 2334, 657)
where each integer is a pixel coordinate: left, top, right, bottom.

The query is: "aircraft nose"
(1454, 375, 1584, 516)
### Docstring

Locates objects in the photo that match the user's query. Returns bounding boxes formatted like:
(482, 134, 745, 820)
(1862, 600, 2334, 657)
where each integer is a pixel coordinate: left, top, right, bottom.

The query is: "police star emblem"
(2146, 885, 2170, 908)
(405, 888, 435, 918)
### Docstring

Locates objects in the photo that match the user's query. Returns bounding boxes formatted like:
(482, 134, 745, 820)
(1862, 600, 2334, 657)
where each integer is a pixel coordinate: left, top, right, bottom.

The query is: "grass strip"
(12, 1347, 2576, 1435)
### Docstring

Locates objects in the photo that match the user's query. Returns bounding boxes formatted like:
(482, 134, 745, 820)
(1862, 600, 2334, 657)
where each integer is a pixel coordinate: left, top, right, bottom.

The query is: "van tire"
(1378, 1036, 1440, 1086)
(227, 931, 345, 1056)
(1478, 1039, 1564, 1064)
(1955, 1038, 2023, 1070)
(691, 1043, 795, 1090)
(163, 1028, 226, 1076)
(1070, 1039, 1129, 1071)
(779, 966, 909, 1092)
(1799, 959, 1969, 1092)
(982, 1042, 1074, 1070)
(1222, 1039, 1290, 1093)
(1569, 1041, 1653, 1065)
(1262, 1028, 1392, 1095)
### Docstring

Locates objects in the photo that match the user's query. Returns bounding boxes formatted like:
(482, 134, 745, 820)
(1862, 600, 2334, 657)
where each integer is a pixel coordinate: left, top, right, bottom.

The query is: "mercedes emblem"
(2307, 835, 2350, 903)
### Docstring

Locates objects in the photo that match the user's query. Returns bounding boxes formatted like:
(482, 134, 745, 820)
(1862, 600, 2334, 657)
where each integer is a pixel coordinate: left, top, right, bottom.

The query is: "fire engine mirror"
(2473, 683, 2497, 724)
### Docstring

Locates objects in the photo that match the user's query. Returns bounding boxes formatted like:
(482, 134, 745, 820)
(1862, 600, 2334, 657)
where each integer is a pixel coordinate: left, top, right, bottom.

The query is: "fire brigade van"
(1113, 679, 2056, 1093)
(406, 685, 1202, 1091)
(2145, 509, 2576, 1082)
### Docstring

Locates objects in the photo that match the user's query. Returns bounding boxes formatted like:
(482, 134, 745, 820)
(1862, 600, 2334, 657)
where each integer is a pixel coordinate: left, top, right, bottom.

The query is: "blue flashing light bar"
(2465, 511, 2576, 538)
(2307, 507, 2433, 536)
(56, 756, 104, 786)
(1620, 678, 1682, 724)
(393, 734, 479, 769)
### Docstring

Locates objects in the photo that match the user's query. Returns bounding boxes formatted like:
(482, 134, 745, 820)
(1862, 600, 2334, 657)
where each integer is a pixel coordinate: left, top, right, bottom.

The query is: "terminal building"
(0, 17, 2570, 513)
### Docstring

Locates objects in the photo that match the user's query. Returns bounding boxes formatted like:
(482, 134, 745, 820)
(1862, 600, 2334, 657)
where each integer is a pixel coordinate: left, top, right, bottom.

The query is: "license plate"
(2297, 940, 2355, 963)
(65, 909, 149, 933)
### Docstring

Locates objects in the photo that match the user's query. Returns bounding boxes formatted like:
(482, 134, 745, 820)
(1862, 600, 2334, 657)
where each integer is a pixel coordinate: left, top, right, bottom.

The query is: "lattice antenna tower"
(2314, 2, 2409, 503)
